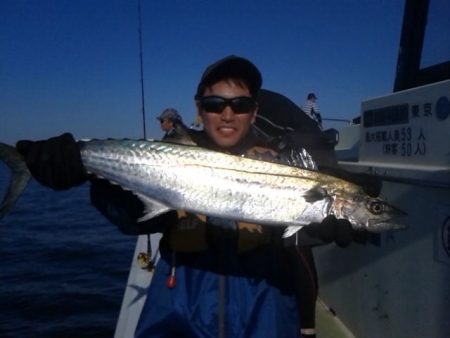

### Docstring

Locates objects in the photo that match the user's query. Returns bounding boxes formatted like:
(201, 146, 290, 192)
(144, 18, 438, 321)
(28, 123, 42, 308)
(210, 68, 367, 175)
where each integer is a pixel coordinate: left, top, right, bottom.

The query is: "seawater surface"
(0, 163, 137, 337)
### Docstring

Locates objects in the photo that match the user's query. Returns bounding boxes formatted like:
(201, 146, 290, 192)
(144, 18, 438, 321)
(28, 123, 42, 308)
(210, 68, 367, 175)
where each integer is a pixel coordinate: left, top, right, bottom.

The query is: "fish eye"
(368, 200, 385, 215)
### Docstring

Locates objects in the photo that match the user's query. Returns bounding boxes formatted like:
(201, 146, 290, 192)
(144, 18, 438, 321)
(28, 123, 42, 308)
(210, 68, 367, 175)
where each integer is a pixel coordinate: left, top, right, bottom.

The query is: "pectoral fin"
(135, 194, 172, 222)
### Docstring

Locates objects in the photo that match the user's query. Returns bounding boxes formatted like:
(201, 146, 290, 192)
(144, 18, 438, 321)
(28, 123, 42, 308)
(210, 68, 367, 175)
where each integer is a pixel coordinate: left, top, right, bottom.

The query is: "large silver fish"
(0, 139, 406, 235)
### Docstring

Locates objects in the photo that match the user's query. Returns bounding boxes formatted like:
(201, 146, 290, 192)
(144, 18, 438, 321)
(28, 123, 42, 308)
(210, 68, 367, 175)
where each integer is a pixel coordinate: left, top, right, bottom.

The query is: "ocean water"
(0, 163, 137, 338)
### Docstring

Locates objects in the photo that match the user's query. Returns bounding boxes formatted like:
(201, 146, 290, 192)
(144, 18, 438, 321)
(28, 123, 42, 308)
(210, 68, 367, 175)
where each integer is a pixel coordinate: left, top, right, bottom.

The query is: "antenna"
(138, 0, 147, 139)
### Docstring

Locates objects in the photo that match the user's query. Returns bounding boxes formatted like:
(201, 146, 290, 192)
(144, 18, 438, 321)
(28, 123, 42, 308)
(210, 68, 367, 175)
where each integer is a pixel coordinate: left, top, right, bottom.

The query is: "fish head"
(338, 195, 407, 233)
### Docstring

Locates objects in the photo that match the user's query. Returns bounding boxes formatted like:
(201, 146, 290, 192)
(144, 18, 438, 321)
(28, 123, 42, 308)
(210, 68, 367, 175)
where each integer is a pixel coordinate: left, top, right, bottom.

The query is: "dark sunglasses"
(198, 96, 257, 114)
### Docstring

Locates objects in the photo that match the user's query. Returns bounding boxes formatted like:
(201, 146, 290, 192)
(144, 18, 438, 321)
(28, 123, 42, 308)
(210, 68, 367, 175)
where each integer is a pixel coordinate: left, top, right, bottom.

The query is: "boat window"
(421, 0, 450, 68)
(363, 104, 409, 128)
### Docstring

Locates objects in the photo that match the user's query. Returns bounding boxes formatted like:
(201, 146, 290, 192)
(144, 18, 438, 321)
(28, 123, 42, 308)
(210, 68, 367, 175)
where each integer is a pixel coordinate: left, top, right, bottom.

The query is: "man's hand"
(16, 133, 87, 190)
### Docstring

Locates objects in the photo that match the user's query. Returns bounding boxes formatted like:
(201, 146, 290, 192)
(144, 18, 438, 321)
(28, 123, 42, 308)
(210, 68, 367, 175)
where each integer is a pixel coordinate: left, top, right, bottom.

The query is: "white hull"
(114, 234, 161, 338)
(316, 80, 450, 337)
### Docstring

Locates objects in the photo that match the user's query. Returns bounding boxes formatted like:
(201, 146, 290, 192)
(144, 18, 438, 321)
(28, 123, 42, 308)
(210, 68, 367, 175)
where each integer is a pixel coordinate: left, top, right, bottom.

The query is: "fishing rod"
(322, 118, 351, 123)
(138, 0, 147, 139)
(137, 0, 156, 271)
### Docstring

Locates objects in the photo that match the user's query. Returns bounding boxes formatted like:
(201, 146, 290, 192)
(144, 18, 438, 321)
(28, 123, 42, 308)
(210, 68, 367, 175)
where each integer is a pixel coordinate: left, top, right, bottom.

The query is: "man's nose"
(220, 105, 235, 120)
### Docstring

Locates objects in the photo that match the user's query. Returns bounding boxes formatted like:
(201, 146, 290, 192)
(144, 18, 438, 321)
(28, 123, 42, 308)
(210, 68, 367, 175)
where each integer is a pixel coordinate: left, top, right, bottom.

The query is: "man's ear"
(196, 101, 203, 115)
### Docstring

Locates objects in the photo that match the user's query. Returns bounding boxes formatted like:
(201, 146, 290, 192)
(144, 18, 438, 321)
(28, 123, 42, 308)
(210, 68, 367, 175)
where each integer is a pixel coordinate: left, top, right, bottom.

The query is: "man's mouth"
(217, 126, 236, 134)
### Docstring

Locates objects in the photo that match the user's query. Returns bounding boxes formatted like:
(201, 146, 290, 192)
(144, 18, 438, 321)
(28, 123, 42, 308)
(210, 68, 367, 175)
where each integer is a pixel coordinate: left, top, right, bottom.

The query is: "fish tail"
(0, 142, 31, 219)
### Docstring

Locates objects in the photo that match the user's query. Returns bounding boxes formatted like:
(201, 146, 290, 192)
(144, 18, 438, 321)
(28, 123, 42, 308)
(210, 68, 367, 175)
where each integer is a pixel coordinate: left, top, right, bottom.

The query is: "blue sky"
(0, 0, 447, 144)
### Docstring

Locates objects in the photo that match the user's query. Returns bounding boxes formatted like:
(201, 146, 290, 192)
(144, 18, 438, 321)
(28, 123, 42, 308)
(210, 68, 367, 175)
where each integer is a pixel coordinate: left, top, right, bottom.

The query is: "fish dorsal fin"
(135, 193, 172, 222)
(282, 225, 304, 238)
(303, 186, 328, 203)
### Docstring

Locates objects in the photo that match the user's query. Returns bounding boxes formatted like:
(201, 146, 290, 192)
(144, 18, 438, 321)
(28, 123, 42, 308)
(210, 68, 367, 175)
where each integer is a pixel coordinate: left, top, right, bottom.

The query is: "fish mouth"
(369, 220, 407, 232)
(368, 214, 408, 232)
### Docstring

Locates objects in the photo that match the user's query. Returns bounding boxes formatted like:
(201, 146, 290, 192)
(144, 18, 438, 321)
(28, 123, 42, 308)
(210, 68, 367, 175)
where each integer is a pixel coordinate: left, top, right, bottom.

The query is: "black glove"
(305, 215, 368, 248)
(348, 172, 382, 198)
(16, 133, 87, 190)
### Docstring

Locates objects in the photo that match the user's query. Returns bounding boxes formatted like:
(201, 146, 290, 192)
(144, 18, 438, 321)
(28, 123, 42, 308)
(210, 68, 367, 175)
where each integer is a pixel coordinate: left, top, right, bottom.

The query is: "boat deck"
(316, 299, 355, 338)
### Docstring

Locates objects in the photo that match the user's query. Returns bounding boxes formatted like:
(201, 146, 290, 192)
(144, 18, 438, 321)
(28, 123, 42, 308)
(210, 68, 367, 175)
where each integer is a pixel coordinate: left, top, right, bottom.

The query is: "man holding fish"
(11, 56, 402, 337)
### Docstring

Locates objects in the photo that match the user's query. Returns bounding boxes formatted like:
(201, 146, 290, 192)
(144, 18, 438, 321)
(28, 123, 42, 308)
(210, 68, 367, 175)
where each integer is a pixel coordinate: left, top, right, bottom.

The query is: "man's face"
(197, 80, 257, 149)
(160, 119, 174, 132)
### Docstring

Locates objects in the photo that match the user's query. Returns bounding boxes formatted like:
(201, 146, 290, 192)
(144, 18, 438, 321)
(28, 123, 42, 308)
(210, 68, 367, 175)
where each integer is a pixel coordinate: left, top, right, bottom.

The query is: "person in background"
(302, 93, 323, 130)
(15, 56, 368, 338)
(157, 107, 183, 139)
